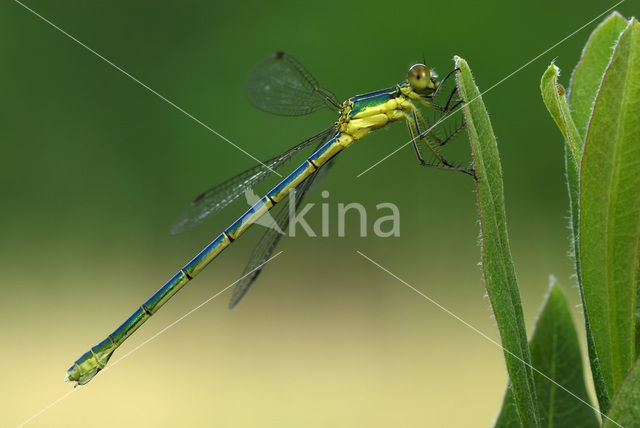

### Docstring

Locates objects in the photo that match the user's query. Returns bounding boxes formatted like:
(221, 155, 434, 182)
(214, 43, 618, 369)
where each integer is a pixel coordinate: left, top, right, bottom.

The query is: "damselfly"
(65, 51, 473, 386)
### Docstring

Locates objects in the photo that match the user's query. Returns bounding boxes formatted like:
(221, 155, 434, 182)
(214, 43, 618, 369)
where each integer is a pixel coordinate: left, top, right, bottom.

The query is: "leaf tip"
(608, 10, 626, 22)
(540, 63, 561, 92)
(546, 62, 561, 75)
(540, 275, 564, 313)
(454, 55, 469, 70)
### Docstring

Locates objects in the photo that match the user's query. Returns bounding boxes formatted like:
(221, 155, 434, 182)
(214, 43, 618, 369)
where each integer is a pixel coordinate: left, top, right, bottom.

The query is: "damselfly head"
(408, 64, 438, 95)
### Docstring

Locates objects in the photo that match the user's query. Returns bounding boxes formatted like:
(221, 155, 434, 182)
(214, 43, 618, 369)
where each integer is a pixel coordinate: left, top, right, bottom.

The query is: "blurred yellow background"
(2, 1, 637, 427)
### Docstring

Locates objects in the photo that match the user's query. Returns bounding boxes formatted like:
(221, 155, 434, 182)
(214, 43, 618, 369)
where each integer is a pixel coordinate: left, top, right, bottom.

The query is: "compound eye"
(408, 64, 431, 91)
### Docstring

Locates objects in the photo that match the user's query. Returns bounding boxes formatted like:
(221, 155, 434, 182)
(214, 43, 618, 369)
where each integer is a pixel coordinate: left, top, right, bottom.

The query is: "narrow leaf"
(603, 358, 640, 427)
(495, 281, 599, 427)
(541, 63, 582, 164)
(456, 56, 540, 428)
(495, 384, 520, 428)
(579, 18, 640, 398)
(540, 60, 609, 411)
(569, 11, 627, 139)
(637, 262, 640, 358)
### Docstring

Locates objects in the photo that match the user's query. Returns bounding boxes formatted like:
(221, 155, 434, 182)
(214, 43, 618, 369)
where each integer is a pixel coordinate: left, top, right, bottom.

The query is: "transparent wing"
(246, 51, 340, 116)
(171, 126, 336, 234)
(228, 145, 338, 309)
(414, 109, 466, 162)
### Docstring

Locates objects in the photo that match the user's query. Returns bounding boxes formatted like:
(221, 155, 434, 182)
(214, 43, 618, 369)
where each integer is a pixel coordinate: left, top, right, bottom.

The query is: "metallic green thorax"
(346, 86, 400, 117)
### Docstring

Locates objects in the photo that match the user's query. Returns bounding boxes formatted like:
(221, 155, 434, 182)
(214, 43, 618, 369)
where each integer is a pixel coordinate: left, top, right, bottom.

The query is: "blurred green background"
(2, 1, 637, 427)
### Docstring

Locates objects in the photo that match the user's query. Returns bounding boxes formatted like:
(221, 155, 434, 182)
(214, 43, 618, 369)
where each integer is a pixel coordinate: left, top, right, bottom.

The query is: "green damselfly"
(66, 51, 472, 386)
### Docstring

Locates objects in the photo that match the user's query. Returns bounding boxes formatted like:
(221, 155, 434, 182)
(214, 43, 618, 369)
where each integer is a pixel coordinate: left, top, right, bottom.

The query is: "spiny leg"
(437, 120, 467, 147)
(411, 66, 476, 179)
(409, 110, 457, 167)
(407, 110, 476, 180)
(435, 68, 458, 93)
(428, 68, 458, 101)
(406, 113, 426, 165)
(442, 86, 461, 112)
(421, 68, 462, 112)
(414, 108, 466, 148)
(422, 86, 460, 113)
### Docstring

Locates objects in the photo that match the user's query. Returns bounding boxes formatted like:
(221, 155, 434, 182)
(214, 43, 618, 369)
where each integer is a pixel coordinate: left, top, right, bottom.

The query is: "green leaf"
(495, 384, 520, 428)
(541, 63, 582, 165)
(542, 13, 628, 412)
(603, 358, 640, 427)
(569, 11, 628, 139)
(455, 56, 540, 428)
(540, 60, 610, 411)
(579, 18, 640, 399)
(540, 63, 582, 260)
(637, 262, 640, 358)
(529, 282, 599, 426)
(540, 65, 583, 303)
(568, 17, 629, 409)
(495, 281, 599, 427)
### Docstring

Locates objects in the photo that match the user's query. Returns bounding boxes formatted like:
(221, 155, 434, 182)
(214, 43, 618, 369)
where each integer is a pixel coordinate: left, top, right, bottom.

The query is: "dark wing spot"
(274, 51, 285, 59)
(192, 192, 207, 205)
